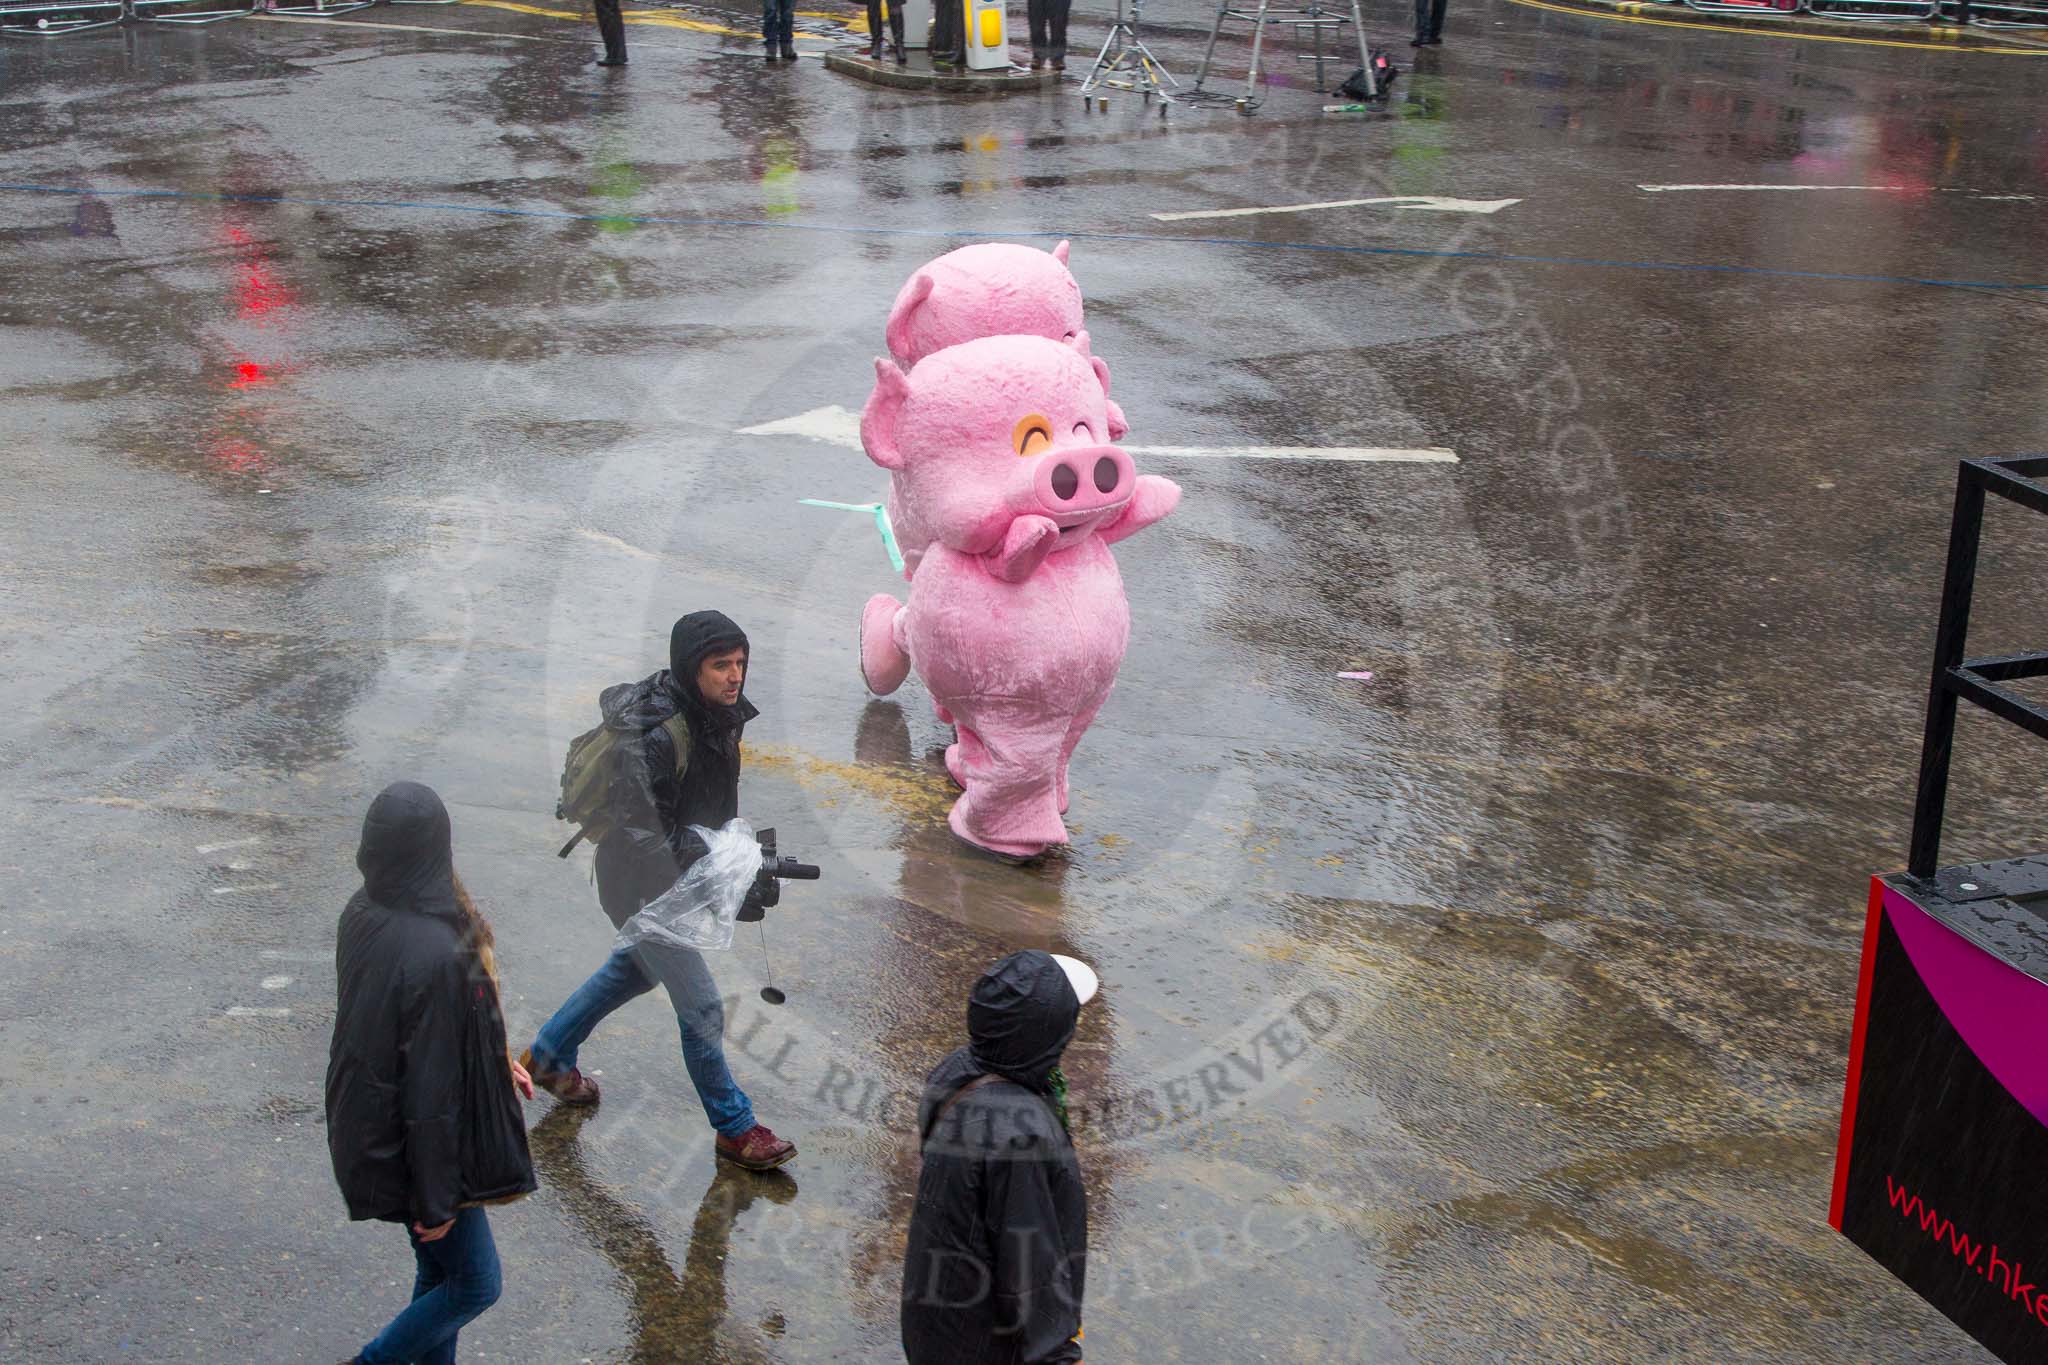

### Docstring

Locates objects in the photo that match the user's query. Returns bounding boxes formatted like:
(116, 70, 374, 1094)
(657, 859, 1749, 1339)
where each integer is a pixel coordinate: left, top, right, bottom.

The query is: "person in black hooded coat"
(327, 781, 536, 1365)
(902, 950, 1089, 1365)
(522, 611, 797, 1172)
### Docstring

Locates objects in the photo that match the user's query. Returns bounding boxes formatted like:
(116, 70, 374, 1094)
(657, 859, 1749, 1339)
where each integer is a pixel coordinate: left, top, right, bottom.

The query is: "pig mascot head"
(856, 333, 1180, 860)
(862, 335, 1134, 565)
(884, 240, 1127, 452)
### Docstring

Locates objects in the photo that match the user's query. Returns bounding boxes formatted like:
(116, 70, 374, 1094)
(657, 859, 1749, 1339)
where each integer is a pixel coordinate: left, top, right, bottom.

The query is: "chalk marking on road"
(1504, 0, 2048, 53)
(1151, 196, 1520, 222)
(260, 950, 329, 963)
(211, 883, 284, 895)
(742, 408, 1458, 463)
(224, 1006, 292, 1019)
(196, 837, 260, 854)
(574, 527, 660, 561)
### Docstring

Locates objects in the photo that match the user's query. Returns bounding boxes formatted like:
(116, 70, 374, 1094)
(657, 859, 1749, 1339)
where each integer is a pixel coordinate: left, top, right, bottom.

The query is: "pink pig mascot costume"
(882, 240, 1130, 579)
(856, 334, 1179, 860)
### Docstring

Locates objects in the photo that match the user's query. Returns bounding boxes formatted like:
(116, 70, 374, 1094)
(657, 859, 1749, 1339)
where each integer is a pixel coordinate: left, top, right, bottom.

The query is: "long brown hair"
(450, 870, 500, 992)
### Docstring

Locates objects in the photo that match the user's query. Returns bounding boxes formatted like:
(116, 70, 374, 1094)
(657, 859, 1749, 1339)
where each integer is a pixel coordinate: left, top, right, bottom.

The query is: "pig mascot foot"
(944, 741, 968, 791)
(859, 593, 911, 696)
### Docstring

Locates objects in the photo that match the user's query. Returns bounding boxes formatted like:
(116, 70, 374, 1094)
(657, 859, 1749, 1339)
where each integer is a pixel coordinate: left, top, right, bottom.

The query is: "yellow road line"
(460, 0, 840, 39)
(1502, 0, 2048, 53)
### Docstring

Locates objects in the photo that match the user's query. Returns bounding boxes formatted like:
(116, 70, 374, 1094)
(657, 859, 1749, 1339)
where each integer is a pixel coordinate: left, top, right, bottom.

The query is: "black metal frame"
(1909, 455, 2048, 879)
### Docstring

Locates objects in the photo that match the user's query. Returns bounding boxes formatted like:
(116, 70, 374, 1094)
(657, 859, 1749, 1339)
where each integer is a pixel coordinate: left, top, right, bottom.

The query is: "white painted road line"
(211, 883, 284, 895)
(224, 1006, 292, 1019)
(260, 950, 329, 963)
(196, 837, 260, 854)
(261, 975, 295, 991)
(1637, 183, 1910, 193)
(742, 408, 1458, 463)
(1150, 195, 1521, 221)
(1132, 444, 1457, 464)
(1638, 183, 2040, 203)
(738, 407, 865, 446)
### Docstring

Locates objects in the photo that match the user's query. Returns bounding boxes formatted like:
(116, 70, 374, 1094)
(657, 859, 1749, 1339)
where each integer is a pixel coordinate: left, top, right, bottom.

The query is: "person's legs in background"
(593, 0, 626, 64)
(1027, 0, 1049, 66)
(930, 0, 960, 64)
(355, 1209, 503, 1365)
(1046, 0, 1068, 68)
(770, 0, 797, 60)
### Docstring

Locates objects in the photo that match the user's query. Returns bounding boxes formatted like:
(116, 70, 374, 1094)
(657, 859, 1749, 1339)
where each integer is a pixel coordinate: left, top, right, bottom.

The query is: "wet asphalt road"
(6, 0, 2048, 1360)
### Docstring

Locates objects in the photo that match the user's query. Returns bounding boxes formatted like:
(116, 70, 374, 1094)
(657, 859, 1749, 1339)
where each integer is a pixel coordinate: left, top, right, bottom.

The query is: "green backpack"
(555, 712, 692, 858)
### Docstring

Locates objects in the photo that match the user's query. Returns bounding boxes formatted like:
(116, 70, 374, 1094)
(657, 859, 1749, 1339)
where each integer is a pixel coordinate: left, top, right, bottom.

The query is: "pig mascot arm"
(1095, 474, 1181, 546)
(989, 516, 1063, 584)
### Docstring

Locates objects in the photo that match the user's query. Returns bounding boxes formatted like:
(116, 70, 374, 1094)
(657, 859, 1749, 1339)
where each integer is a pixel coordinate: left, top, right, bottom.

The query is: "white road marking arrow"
(740, 407, 1457, 464)
(1150, 195, 1520, 222)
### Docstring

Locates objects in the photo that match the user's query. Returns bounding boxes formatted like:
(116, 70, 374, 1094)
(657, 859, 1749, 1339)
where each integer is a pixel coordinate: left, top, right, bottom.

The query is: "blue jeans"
(356, 1207, 501, 1365)
(762, 0, 793, 47)
(530, 942, 756, 1138)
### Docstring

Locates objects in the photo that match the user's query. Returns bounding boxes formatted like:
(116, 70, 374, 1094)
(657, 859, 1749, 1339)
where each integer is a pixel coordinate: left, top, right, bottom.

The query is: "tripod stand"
(1189, 0, 1377, 111)
(1078, 0, 1178, 105)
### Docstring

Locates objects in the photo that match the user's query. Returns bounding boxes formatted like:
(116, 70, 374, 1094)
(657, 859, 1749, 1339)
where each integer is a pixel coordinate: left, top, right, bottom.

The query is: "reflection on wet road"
(4, 0, 2048, 1360)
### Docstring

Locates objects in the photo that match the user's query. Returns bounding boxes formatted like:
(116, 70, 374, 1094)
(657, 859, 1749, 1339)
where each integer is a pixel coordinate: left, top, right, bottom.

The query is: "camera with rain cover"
(737, 827, 820, 921)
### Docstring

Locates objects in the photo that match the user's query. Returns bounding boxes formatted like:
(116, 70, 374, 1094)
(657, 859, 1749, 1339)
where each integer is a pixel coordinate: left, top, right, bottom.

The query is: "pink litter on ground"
(1337, 671, 1374, 681)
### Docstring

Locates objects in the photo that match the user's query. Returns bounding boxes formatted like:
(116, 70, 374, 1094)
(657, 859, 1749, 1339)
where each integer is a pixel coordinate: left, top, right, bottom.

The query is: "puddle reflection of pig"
(856, 334, 1179, 861)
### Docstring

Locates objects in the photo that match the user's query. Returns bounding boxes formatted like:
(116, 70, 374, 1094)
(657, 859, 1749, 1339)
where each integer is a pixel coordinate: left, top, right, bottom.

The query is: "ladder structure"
(1189, 0, 1376, 111)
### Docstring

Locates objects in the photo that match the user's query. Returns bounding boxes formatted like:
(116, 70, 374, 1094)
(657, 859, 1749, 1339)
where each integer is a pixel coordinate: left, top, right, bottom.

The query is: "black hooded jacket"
(592, 611, 758, 927)
(902, 951, 1087, 1365)
(325, 782, 536, 1227)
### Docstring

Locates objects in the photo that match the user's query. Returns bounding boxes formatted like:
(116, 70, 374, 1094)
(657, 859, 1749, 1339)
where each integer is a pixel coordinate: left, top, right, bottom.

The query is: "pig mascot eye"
(1072, 421, 1093, 442)
(1013, 415, 1054, 457)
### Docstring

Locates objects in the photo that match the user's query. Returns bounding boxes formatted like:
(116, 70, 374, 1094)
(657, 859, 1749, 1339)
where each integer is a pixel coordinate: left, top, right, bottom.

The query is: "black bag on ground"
(1339, 49, 1398, 101)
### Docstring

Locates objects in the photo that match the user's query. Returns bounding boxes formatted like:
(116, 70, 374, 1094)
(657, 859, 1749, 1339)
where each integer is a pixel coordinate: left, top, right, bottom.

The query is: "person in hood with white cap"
(901, 949, 1096, 1365)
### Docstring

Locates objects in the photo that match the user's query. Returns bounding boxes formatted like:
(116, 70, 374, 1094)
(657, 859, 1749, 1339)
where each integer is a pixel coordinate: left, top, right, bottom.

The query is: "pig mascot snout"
(856, 334, 1179, 860)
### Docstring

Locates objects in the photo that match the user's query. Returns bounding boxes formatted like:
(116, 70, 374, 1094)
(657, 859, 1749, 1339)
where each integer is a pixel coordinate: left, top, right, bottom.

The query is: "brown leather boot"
(716, 1123, 796, 1171)
(519, 1048, 600, 1106)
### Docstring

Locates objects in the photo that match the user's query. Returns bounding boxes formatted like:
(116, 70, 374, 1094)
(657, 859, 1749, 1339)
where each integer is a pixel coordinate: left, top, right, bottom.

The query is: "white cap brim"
(1050, 953, 1099, 1005)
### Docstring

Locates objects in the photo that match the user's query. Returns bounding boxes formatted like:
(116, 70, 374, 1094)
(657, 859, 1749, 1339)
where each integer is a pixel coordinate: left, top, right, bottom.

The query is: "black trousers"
(594, 0, 625, 59)
(866, 0, 904, 52)
(1027, 0, 1069, 62)
(930, 0, 963, 60)
(762, 0, 794, 49)
(1413, 0, 1445, 39)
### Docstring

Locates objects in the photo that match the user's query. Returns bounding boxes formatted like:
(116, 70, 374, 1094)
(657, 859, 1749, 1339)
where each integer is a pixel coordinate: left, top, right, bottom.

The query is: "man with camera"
(521, 610, 797, 1172)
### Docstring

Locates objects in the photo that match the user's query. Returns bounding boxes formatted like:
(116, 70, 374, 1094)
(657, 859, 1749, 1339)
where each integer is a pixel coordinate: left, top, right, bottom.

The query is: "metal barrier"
(270, 0, 379, 15)
(0, 0, 123, 34)
(1944, 0, 2048, 25)
(132, 0, 258, 21)
(1807, 0, 1937, 19)
(1682, 0, 1800, 18)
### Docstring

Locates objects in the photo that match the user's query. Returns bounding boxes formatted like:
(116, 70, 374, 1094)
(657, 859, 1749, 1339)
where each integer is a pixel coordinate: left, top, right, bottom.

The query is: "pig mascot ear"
(861, 357, 911, 471)
(1070, 328, 1126, 437)
(1052, 239, 1071, 266)
(884, 272, 937, 365)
